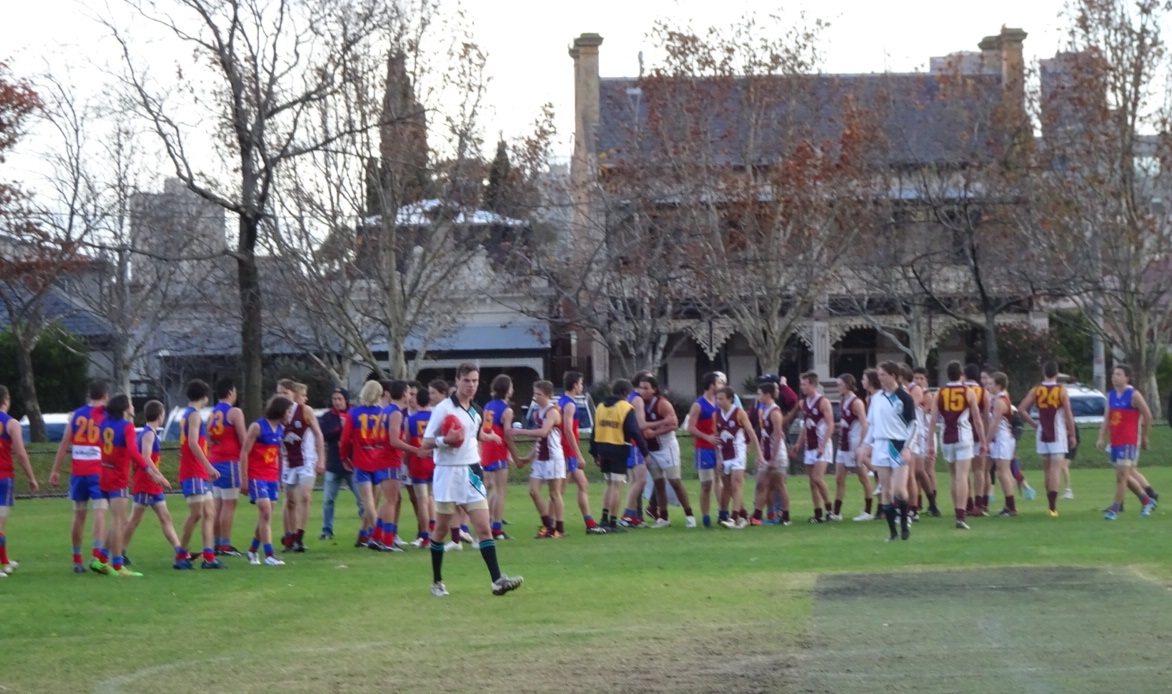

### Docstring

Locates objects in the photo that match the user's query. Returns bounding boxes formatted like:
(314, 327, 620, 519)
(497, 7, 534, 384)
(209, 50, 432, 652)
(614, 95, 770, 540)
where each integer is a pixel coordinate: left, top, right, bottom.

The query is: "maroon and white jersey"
(282, 403, 308, 468)
(532, 403, 563, 463)
(838, 393, 862, 451)
(759, 403, 783, 464)
(935, 383, 974, 445)
(643, 396, 663, 453)
(803, 395, 828, 451)
(715, 406, 747, 460)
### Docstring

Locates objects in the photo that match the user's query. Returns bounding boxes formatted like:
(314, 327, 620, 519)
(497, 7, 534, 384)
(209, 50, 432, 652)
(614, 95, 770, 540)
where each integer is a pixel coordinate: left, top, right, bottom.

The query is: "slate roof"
(0, 285, 116, 339)
(597, 73, 1007, 169)
(367, 320, 550, 354)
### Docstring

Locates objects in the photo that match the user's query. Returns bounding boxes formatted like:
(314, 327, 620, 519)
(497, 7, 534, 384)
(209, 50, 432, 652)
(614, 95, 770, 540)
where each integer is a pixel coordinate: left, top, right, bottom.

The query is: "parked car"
(519, 392, 595, 436)
(19, 413, 71, 443)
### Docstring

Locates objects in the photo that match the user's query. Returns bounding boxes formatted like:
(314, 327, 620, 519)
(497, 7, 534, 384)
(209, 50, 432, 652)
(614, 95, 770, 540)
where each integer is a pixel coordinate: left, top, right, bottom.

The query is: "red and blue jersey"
(558, 394, 580, 458)
(0, 411, 13, 479)
(406, 409, 434, 480)
(100, 419, 149, 492)
(380, 403, 405, 469)
(68, 404, 106, 476)
(248, 418, 284, 482)
(341, 405, 385, 472)
(178, 406, 209, 481)
(1108, 387, 1140, 447)
(132, 425, 163, 495)
(207, 402, 241, 463)
(481, 399, 510, 464)
(693, 396, 717, 450)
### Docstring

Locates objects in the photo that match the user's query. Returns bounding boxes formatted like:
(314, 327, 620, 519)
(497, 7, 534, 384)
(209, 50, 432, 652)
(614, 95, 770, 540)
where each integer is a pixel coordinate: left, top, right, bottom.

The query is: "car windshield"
(1071, 396, 1106, 417)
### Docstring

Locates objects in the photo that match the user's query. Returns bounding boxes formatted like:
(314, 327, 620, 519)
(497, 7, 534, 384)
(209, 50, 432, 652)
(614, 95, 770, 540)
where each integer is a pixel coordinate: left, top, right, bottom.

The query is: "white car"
(19, 413, 72, 443)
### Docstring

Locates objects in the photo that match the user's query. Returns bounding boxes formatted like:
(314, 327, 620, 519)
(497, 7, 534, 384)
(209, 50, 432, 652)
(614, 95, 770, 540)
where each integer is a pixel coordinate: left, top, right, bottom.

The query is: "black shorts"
(600, 456, 627, 477)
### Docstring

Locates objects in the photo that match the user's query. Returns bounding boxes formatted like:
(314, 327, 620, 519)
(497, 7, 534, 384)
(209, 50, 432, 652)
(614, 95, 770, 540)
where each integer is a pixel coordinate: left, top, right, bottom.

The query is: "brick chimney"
(978, 35, 1002, 74)
(999, 26, 1028, 111)
(569, 33, 603, 190)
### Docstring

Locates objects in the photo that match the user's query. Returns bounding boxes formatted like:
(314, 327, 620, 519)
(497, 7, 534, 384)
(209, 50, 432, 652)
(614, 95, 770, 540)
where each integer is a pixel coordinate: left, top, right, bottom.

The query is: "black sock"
(430, 542, 445, 583)
(896, 498, 909, 530)
(884, 504, 897, 536)
(601, 509, 610, 524)
(1145, 486, 1158, 500)
(479, 540, 502, 582)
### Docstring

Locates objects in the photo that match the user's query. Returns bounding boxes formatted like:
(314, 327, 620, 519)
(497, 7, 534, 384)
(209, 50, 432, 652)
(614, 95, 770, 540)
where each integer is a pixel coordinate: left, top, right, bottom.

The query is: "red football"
(441, 414, 465, 447)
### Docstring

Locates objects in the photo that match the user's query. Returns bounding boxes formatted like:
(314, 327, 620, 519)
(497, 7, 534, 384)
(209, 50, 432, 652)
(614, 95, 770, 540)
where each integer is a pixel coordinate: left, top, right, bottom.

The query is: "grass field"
(2, 459, 1171, 692)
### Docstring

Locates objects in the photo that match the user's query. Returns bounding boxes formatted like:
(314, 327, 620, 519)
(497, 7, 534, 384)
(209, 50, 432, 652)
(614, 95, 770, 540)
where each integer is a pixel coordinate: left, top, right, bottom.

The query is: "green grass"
(2, 465, 1171, 693)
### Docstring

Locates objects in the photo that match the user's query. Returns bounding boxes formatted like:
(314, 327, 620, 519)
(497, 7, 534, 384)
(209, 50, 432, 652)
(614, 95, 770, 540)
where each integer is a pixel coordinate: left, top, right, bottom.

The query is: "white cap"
(714, 371, 728, 384)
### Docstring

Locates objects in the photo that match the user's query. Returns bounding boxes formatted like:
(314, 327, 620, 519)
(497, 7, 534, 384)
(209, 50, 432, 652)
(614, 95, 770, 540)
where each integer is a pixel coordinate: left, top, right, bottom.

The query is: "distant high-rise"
(129, 178, 227, 281)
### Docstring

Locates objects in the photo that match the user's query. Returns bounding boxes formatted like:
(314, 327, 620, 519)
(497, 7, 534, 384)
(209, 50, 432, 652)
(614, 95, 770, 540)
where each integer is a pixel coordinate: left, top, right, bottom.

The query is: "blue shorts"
(410, 477, 432, 486)
(354, 468, 389, 486)
(566, 457, 579, 474)
(181, 478, 212, 498)
(694, 448, 717, 470)
(133, 492, 166, 507)
(386, 467, 403, 482)
(69, 474, 103, 503)
(627, 447, 645, 469)
(102, 487, 129, 500)
(211, 461, 240, 489)
(249, 479, 280, 503)
(1110, 445, 1139, 463)
(483, 459, 508, 472)
(0, 477, 13, 507)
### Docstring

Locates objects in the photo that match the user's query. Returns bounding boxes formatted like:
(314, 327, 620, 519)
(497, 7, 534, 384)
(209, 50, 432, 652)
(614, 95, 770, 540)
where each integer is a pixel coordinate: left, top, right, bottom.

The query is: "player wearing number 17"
(1017, 361, 1076, 517)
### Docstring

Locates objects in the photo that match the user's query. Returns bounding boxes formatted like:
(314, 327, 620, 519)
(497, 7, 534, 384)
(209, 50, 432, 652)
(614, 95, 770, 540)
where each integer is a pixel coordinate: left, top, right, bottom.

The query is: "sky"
(1, 0, 1073, 178)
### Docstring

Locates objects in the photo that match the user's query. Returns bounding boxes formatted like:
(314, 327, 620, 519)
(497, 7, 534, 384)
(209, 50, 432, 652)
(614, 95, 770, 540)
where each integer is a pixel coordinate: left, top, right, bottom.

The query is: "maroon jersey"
(838, 394, 860, 451)
(643, 396, 663, 452)
(1034, 382, 1063, 443)
(935, 384, 973, 444)
(715, 406, 746, 459)
(759, 404, 781, 463)
(282, 403, 309, 468)
(803, 395, 827, 451)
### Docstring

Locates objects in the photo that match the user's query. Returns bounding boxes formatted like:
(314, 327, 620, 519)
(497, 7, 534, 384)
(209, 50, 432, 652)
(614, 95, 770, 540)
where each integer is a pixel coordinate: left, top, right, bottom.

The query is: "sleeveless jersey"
(133, 425, 163, 495)
(965, 381, 989, 416)
(406, 409, 432, 458)
(343, 405, 385, 472)
(803, 395, 827, 451)
(533, 402, 563, 462)
(282, 403, 310, 468)
(1034, 382, 1064, 443)
(207, 402, 242, 463)
(558, 394, 580, 458)
(715, 406, 746, 460)
(992, 392, 1014, 439)
(839, 394, 861, 451)
(0, 411, 13, 478)
(69, 404, 106, 476)
(178, 406, 208, 480)
(100, 419, 144, 491)
(643, 396, 664, 452)
(481, 399, 510, 464)
(693, 396, 717, 450)
(759, 403, 781, 463)
(1108, 387, 1140, 447)
(936, 383, 973, 445)
(249, 419, 284, 482)
(378, 403, 407, 469)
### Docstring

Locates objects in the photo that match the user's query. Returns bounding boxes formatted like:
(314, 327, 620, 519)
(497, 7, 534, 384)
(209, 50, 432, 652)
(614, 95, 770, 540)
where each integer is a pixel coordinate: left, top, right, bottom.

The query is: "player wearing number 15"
(239, 396, 293, 566)
(1017, 361, 1076, 517)
(926, 361, 988, 530)
(48, 380, 109, 573)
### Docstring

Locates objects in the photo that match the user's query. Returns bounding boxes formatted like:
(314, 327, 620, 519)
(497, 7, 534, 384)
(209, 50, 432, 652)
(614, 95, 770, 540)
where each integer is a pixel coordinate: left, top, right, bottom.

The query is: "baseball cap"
(713, 371, 728, 384)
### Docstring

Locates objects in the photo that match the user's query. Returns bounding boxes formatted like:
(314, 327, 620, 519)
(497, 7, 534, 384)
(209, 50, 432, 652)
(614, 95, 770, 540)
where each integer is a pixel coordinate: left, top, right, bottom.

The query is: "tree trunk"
(237, 216, 265, 422)
(15, 334, 45, 442)
(983, 313, 1000, 368)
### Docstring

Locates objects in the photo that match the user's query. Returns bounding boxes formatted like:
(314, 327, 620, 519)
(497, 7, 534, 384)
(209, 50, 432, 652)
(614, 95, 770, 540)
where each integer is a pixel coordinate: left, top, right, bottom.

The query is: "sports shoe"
(0, 571, 6, 578)
(200, 559, 226, 569)
(1062, 488, 1074, 500)
(1047, 510, 1059, 518)
(1023, 485, 1037, 501)
(384, 543, 406, 552)
(719, 517, 737, 529)
(928, 507, 942, 518)
(735, 517, 748, 528)
(431, 581, 449, 597)
(367, 540, 388, 552)
(534, 527, 553, 539)
(908, 510, 919, 523)
(826, 512, 842, 522)
(749, 517, 763, 527)
(1105, 508, 1118, 521)
(885, 534, 898, 543)
(122, 555, 133, 567)
(73, 563, 87, 574)
(394, 536, 409, 548)
(248, 552, 261, 565)
(1140, 501, 1155, 518)
(685, 516, 697, 528)
(113, 567, 143, 577)
(997, 508, 1018, 518)
(491, 574, 524, 596)
(354, 538, 367, 548)
(459, 529, 475, 543)
(409, 537, 429, 548)
(219, 546, 243, 557)
(172, 559, 193, 570)
(89, 558, 111, 575)
(955, 520, 970, 530)
(291, 541, 307, 553)
(586, 526, 608, 535)
(853, 512, 874, 522)
(617, 518, 634, 528)
(873, 483, 883, 495)
(500, 518, 511, 526)
(444, 541, 463, 551)
(652, 518, 671, 529)
(807, 516, 824, 524)
(901, 527, 910, 540)
(264, 556, 285, 566)
(319, 531, 333, 540)
(968, 509, 986, 518)
(2, 561, 18, 574)
(780, 519, 792, 526)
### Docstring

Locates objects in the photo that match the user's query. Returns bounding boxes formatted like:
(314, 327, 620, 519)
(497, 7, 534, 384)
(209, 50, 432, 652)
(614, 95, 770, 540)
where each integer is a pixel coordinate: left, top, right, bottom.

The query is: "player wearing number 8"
(926, 362, 988, 530)
(1017, 361, 1076, 516)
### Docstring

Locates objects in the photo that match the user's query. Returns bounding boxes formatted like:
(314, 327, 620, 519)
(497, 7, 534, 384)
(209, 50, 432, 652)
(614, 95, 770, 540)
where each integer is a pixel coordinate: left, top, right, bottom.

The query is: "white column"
(812, 319, 830, 378)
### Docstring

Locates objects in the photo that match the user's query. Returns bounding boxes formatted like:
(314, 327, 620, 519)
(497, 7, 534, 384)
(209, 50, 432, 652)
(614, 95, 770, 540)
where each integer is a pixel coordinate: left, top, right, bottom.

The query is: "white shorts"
(210, 486, 240, 501)
(990, 431, 1016, 461)
(648, 451, 682, 481)
(281, 464, 317, 488)
(804, 449, 831, 466)
(837, 449, 858, 468)
(433, 465, 489, 512)
(1036, 440, 1068, 456)
(721, 456, 746, 474)
(941, 442, 974, 464)
(529, 457, 567, 481)
(907, 421, 926, 457)
(869, 440, 906, 469)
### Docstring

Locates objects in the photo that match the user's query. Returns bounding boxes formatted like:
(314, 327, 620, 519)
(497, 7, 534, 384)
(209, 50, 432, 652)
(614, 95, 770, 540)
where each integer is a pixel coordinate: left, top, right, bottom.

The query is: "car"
(19, 413, 72, 443)
(519, 392, 595, 436)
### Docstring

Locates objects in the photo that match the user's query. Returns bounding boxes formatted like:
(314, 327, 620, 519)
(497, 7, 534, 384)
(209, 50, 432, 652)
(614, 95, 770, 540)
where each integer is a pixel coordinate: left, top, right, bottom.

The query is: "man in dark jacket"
(590, 379, 650, 533)
(319, 387, 366, 540)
